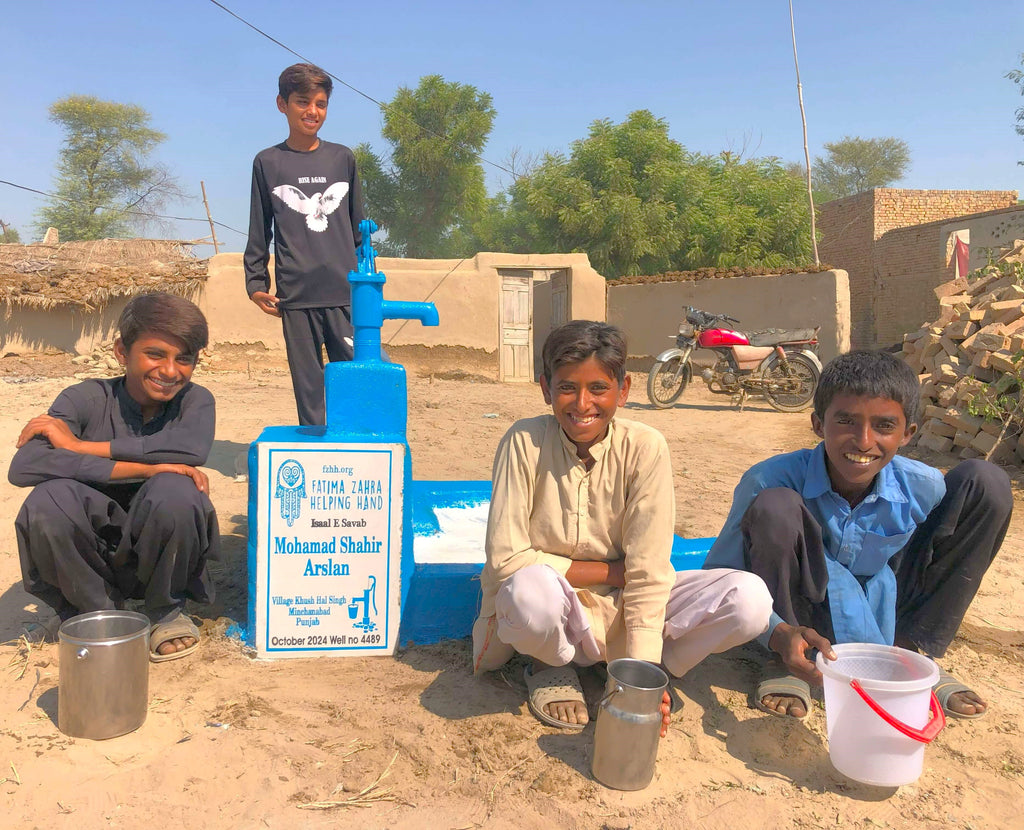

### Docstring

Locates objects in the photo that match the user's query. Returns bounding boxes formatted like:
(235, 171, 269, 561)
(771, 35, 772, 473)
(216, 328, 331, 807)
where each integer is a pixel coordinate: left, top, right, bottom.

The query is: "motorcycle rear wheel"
(762, 353, 819, 413)
(647, 357, 691, 408)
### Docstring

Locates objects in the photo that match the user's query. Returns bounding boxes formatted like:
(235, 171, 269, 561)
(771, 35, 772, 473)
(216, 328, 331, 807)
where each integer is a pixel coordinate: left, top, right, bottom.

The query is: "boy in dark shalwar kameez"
(9, 292, 219, 661)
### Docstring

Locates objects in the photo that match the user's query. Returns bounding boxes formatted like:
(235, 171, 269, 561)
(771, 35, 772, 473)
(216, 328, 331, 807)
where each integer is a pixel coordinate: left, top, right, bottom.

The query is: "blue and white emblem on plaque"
(274, 459, 306, 526)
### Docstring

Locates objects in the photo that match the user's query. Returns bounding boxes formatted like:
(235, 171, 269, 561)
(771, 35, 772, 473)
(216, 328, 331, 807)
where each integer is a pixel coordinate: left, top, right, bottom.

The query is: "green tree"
(353, 143, 400, 254)
(669, 151, 813, 270)
(812, 135, 911, 201)
(499, 111, 684, 276)
(1008, 53, 1024, 165)
(0, 220, 21, 243)
(475, 110, 812, 277)
(361, 75, 495, 257)
(35, 95, 182, 240)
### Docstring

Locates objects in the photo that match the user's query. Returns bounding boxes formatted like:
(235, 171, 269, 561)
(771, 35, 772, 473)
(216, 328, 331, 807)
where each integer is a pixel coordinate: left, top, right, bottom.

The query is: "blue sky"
(2, 1, 1022, 252)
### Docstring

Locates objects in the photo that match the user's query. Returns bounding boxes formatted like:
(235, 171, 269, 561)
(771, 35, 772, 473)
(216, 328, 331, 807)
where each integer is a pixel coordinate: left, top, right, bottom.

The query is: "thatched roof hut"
(0, 238, 208, 311)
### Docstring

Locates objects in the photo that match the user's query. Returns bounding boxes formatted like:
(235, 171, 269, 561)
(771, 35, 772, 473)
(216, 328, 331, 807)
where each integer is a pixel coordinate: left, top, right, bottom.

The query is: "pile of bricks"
(899, 242, 1024, 464)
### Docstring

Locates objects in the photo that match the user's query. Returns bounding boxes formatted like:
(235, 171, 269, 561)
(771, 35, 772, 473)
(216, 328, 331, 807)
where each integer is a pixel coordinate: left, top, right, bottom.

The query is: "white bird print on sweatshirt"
(272, 182, 350, 232)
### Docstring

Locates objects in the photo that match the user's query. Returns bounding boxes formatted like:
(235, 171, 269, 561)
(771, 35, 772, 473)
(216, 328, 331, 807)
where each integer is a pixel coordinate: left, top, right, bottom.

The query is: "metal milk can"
(591, 658, 669, 790)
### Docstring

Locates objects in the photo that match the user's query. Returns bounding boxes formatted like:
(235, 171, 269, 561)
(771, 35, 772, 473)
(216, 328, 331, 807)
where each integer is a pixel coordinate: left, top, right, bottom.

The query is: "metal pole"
(790, 1, 820, 267)
(200, 180, 220, 254)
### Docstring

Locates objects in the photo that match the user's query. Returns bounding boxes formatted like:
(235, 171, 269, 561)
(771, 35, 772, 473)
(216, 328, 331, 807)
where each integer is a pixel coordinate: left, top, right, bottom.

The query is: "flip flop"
(755, 667, 812, 720)
(524, 664, 587, 731)
(933, 669, 986, 720)
(150, 614, 201, 663)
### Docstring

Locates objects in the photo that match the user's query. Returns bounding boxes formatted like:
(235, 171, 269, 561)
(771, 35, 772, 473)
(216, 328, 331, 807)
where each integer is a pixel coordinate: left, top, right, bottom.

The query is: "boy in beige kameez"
(472, 320, 773, 730)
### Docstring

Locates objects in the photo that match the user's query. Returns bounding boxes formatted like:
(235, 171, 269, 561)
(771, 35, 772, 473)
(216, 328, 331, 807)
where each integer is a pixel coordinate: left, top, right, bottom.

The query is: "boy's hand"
(17, 415, 80, 451)
(565, 559, 626, 589)
(659, 690, 671, 738)
(606, 558, 626, 588)
(768, 622, 836, 685)
(250, 291, 281, 317)
(149, 464, 210, 495)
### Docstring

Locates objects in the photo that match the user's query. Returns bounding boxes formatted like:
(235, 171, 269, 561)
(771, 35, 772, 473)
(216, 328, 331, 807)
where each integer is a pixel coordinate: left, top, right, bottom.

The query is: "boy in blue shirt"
(704, 350, 1011, 720)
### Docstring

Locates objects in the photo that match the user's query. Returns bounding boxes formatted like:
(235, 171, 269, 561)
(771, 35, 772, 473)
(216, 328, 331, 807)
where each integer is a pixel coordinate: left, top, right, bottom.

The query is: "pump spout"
(381, 300, 439, 327)
(347, 218, 440, 363)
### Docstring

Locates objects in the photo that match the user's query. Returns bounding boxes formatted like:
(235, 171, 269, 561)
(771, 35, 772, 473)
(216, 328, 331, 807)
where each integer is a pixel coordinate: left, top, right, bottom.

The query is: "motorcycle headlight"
(677, 322, 695, 337)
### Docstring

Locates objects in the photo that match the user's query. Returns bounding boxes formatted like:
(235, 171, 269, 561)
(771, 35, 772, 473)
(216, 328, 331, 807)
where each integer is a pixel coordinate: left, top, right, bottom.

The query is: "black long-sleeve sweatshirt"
(8, 378, 215, 488)
(243, 140, 365, 309)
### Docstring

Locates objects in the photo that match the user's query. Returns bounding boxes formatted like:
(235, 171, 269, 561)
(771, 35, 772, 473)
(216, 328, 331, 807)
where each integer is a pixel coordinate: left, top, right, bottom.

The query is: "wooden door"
(550, 269, 569, 328)
(500, 275, 533, 382)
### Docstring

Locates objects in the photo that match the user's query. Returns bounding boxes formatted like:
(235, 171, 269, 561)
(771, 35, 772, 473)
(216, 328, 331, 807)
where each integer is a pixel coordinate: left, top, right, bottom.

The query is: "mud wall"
(606, 270, 850, 365)
(1, 303, 124, 356)
(1, 250, 608, 382)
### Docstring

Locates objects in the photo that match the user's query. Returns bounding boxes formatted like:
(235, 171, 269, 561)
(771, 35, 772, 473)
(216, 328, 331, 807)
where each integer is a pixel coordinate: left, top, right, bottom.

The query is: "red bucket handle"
(849, 680, 946, 743)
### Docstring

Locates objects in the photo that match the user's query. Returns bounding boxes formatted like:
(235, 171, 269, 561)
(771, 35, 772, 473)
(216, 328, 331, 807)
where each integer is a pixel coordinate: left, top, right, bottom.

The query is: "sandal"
(933, 669, 986, 719)
(524, 664, 587, 731)
(150, 614, 201, 663)
(755, 665, 812, 720)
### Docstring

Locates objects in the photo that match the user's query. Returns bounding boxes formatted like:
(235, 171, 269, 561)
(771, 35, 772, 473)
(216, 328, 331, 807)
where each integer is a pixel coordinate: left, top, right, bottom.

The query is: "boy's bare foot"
(155, 635, 198, 656)
(533, 660, 588, 725)
(945, 690, 986, 716)
(933, 669, 988, 718)
(524, 661, 588, 729)
(755, 670, 812, 720)
(894, 637, 987, 718)
(149, 614, 201, 663)
(759, 692, 808, 718)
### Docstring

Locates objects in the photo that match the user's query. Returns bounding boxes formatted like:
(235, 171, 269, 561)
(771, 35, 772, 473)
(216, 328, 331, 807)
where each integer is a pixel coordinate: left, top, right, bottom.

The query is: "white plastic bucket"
(816, 643, 945, 787)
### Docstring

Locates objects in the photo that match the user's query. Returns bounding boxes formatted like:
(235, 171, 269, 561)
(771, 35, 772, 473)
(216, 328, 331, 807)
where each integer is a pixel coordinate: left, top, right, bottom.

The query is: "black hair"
(541, 320, 627, 385)
(278, 63, 333, 101)
(813, 349, 921, 426)
(117, 292, 209, 359)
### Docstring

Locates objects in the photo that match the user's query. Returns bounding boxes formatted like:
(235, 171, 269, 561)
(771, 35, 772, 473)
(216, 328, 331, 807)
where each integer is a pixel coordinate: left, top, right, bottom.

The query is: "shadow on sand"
(679, 645, 900, 801)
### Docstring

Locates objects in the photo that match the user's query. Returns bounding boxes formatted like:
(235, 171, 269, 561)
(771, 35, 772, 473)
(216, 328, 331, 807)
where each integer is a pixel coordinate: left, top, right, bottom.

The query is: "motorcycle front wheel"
(646, 357, 691, 408)
(762, 353, 819, 413)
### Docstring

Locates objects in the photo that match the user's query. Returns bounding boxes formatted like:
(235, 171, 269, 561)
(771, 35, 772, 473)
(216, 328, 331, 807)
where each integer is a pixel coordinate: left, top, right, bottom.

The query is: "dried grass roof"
(0, 238, 208, 310)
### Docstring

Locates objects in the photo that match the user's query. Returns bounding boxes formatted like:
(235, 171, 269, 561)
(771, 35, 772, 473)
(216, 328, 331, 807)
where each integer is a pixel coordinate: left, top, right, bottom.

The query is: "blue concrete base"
(399, 479, 715, 647)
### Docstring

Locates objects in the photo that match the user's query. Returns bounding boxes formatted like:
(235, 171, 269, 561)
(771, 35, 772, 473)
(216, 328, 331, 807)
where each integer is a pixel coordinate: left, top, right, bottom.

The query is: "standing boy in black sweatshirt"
(244, 62, 366, 426)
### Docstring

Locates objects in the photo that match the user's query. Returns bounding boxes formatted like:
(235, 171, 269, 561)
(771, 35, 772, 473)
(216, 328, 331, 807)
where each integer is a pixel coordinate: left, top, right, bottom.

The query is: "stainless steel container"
(58, 610, 150, 740)
(591, 658, 668, 790)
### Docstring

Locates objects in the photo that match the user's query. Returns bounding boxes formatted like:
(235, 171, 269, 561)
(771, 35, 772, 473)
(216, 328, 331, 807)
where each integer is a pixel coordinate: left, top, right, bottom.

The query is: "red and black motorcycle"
(646, 306, 822, 412)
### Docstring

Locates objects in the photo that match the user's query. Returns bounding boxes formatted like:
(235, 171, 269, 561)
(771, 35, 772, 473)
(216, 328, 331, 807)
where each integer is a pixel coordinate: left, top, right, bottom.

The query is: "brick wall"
(818, 189, 1019, 349)
(818, 192, 876, 348)
(872, 223, 949, 348)
(871, 189, 1018, 238)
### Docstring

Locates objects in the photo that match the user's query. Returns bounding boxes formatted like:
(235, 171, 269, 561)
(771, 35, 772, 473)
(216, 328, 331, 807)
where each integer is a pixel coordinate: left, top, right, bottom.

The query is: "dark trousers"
(740, 459, 1012, 658)
(15, 474, 218, 625)
(280, 306, 356, 427)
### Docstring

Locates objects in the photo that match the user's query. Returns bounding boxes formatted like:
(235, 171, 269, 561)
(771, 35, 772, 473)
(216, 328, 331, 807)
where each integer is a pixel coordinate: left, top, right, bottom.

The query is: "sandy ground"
(1, 352, 1023, 830)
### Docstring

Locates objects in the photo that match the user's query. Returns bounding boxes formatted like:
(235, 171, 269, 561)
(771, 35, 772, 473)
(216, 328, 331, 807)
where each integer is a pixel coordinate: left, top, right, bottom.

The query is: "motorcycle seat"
(747, 328, 818, 346)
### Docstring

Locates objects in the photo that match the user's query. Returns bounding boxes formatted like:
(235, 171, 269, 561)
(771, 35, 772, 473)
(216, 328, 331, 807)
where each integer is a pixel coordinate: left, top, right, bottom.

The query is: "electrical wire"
(5, 2, 523, 244)
(206, 0, 518, 179)
(0, 178, 247, 237)
(205, 0, 524, 322)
